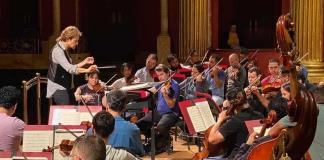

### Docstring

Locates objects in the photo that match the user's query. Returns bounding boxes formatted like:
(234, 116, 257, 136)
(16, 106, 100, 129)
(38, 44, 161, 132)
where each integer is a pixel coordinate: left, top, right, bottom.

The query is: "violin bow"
(295, 52, 309, 63)
(180, 58, 223, 90)
(155, 72, 177, 94)
(239, 49, 259, 65)
(105, 74, 118, 85)
(58, 123, 79, 138)
(200, 49, 210, 64)
(80, 96, 94, 118)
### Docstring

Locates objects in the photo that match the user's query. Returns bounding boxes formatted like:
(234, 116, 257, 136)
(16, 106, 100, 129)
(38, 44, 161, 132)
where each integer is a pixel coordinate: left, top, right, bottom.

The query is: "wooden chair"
(22, 73, 51, 124)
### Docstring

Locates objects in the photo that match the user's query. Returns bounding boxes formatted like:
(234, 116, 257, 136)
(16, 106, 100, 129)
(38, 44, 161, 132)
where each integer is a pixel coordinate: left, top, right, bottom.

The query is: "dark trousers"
(52, 90, 71, 105)
(136, 111, 179, 139)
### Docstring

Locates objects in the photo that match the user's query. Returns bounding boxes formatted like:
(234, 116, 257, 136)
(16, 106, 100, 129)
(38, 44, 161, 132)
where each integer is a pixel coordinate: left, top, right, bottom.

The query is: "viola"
(261, 80, 282, 94)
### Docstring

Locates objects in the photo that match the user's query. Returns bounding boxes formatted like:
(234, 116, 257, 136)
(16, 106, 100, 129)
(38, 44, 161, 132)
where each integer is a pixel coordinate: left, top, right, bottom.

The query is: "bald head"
(229, 53, 239, 66)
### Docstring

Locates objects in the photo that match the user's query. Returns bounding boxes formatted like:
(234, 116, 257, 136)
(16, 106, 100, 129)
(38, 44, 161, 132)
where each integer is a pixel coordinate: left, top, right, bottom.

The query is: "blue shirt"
(87, 116, 145, 156)
(206, 70, 225, 98)
(155, 79, 180, 115)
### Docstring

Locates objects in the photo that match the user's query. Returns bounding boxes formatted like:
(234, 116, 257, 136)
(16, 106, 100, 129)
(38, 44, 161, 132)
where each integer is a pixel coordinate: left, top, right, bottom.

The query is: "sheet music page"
(57, 110, 80, 125)
(196, 101, 215, 129)
(22, 131, 53, 152)
(52, 109, 78, 125)
(11, 157, 48, 160)
(79, 112, 96, 122)
(0, 159, 11, 160)
(53, 129, 85, 160)
(187, 106, 206, 132)
(253, 126, 270, 136)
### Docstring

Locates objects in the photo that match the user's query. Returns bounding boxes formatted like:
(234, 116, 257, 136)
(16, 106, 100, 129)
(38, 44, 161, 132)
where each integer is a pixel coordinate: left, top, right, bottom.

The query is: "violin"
(80, 121, 92, 130)
(261, 79, 282, 94)
(93, 83, 107, 93)
(126, 76, 137, 85)
(42, 139, 74, 155)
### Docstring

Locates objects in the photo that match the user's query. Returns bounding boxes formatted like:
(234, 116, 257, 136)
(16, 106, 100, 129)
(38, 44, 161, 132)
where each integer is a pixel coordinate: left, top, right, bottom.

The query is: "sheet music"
(53, 129, 84, 160)
(196, 101, 215, 129)
(253, 126, 270, 136)
(79, 112, 95, 122)
(22, 131, 53, 152)
(187, 106, 206, 132)
(51, 109, 78, 125)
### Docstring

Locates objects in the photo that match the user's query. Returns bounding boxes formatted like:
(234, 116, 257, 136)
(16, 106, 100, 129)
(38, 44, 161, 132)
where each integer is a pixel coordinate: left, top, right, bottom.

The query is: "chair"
(22, 73, 52, 124)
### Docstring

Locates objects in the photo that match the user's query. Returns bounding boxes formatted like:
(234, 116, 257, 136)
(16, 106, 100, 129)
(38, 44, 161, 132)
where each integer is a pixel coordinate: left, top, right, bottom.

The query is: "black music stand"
(142, 88, 157, 159)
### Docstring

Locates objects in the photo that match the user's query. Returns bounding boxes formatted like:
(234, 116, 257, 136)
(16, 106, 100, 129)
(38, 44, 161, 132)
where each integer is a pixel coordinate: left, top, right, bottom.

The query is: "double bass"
(247, 13, 318, 160)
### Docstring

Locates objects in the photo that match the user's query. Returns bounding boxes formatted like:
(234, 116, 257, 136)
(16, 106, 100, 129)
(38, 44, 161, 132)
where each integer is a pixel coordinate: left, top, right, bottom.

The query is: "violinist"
(74, 69, 105, 106)
(136, 64, 180, 154)
(261, 58, 281, 86)
(46, 26, 97, 105)
(208, 87, 263, 159)
(135, 53, 158, 83)
(179, 63, 210, 100)
(110, 63, 137, 90)
(206, 54, 226, 105)
(225, 53, 247, 91)
(244, 67, 268, 117)
(0, 86, 24, 152)
(186, 49, 201, 67)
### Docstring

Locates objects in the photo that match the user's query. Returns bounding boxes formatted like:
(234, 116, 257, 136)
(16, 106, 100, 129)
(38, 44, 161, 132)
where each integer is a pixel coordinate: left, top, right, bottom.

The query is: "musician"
(88, 90, 145, 156)
(46, 26, 97, 105)
(296, 64, 316, 91)
(69, 135, 106, 160)
(187, 49, 201, 66)
(135, 53, 158, 82)
(110, 62, 137, 90)
(91, 110, 137, 160)
(233, 83, 297, 160)
(244, 67, 267, 117)
(0, 86, 24, 152)
(180, 63, 210, 100)
(225, 53, 247, 91)
(261, 58, 281, 86)
(208, 87, 264, 159)
(206, 54, 226, 105)
(136, 64, 180, 153)
(74, 69, 105, 106)
(167, 54, 182, 72)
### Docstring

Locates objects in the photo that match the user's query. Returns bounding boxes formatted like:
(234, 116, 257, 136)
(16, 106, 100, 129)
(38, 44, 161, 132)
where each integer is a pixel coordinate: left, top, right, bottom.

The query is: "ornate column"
(291, 0, 324, 82)
(179, 0, 211, 61)
(157, 0, 171, 64)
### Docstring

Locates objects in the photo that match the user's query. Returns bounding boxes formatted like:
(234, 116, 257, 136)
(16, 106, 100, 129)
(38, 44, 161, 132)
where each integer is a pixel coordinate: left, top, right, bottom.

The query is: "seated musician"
(91, 110, 137, 160)
(88, 90, 145, 156)
(167, 54, 183, 72)
(136, 64, 180, 153)
(110, 62, 137, 90)
(180, 63, 210, 100)
(74, 69, 105, 106)
(296, 63, 316, 91)
(135, 53, 158, 83)
(206, 54, 226, 105)
(261, 58, 281, 86)
(69, 135, 106, 160)
(244, 67, 268, 117)
(225, 53, 247, 91)
(208, 87, 264, 159)
(187, 49, 201, 67)
(0, 86, 24, 152)
(233, 82, 297, 160)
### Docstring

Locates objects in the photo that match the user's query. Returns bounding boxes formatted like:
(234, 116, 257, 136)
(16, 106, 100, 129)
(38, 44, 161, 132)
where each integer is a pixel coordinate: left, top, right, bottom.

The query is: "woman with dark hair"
(110, 63, 138, 90)
(180, 63, 210, 100)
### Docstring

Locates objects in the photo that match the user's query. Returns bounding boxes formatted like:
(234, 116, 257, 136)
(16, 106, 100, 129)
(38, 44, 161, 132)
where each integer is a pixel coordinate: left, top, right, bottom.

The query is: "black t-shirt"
(218, 107, 264, 158)
(267, 92, 288, 120)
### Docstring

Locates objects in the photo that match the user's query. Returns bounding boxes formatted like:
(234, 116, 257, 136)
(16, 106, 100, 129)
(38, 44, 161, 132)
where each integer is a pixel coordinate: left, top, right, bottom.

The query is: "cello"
(192, 98, 240, 160)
